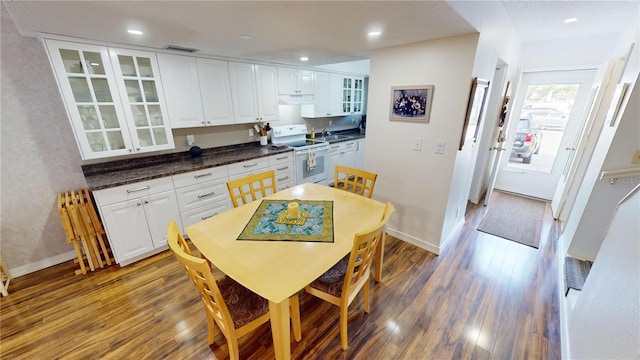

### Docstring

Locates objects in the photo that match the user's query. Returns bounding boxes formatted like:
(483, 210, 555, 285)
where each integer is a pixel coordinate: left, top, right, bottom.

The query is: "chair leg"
(228, 340, 240, 360)
(340, 304, 349, 350)
(290, 294, 302, 342)
(364, 279, 370, 313)
(205, 310, 216, 345)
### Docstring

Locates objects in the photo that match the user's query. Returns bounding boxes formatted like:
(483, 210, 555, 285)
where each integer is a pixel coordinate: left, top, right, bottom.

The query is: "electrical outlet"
(249, 128, 254, 137)
(412, 138, 423, 151)
(329, 120, 333, 128)
(632, 150, 640, 164)
(435, 140, 445, 154)
(186, 134, 195, 146)
(351, 117, 356, 124)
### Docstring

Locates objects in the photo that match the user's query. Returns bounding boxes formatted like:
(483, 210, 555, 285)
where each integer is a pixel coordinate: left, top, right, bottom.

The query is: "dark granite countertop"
(83, 142, 294, 191)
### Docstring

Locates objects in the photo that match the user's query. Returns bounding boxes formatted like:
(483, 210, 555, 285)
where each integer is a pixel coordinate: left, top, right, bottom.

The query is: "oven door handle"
(296, 147, 328, 155)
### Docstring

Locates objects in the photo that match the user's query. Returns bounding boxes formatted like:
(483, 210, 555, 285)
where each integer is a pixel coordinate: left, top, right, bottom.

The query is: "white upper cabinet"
(157, 53, 205, 128)
(45, 40, 134, 159)
(197, 58, 234, 126)
(157, 54, 234, 128)
(301, 71, 342, 118)
(228, 62, 279, 123)
(277, 67, 314, 95)
(109, 47, 175, 154)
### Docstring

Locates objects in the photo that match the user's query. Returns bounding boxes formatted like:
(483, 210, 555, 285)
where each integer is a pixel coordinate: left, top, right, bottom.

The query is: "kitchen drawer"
(172, 165, 228, 189)
(268, 152, 294, 166)
(276, 180, 295, 192)
(93, 176, 175, 206)
(328, 140, 356, 153)
(227, 157, 269, 177)
(272, 161, 293, 177)
(274, 167, 294, 185)
(175, 178, 229, 212)
(180, 201, 232, 229)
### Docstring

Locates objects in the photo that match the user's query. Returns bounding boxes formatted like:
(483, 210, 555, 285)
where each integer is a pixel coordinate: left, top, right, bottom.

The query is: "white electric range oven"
(271, 124, 329, 185)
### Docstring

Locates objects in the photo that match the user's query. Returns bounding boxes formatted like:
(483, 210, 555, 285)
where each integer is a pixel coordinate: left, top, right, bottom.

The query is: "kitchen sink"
(319, 134, 355, 141)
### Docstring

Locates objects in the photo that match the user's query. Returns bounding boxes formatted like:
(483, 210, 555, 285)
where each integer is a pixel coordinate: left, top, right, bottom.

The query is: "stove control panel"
(272, 124, 308, 138)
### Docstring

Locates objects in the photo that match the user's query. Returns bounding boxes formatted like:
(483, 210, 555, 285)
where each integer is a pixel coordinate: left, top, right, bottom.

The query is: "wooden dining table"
(186, 182, 387, 360)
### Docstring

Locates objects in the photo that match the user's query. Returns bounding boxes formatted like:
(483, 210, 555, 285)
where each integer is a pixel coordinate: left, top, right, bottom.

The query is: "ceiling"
(3, 1, 639, 67)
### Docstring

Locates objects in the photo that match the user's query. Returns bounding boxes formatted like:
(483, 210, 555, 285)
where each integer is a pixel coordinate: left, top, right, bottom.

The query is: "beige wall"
(366, 34, 479, 253)
(1, 5, 88, 275)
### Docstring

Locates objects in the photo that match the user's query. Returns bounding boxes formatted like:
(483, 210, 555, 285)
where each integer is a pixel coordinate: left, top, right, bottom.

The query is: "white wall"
(315, 59, 370, 76)
(566, 71, 640, 261)
(366, 34, 479, 253)
(563, 20, 640, 261)
(446, 0, 523, 209)
(567, 185, 640, 359)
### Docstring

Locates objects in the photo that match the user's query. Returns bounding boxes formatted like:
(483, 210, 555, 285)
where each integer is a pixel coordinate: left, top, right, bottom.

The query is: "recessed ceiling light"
(564, 18, 577, 23)
(127, 29, 144, 35)
(368, 31, 382, 37)
(238, 35, 253, 40)
(300, 56, 309, 62)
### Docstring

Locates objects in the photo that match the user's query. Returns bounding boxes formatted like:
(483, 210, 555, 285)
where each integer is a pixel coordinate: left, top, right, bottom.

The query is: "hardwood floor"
(0, 197, 561, 359)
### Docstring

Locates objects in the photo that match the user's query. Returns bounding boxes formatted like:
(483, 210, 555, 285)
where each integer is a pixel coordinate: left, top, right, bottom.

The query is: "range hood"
(278, 94, 315, 105)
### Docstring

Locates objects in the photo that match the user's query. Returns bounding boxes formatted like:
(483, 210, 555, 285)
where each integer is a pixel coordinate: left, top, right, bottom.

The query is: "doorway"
(494, 70, 596, 200)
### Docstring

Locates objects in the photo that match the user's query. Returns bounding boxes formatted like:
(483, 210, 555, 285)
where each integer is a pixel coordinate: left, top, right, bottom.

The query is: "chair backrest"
(334, 165, 377, 198)
(166, 220, 236, 339)
(226, 170, 277, 208)
(342, 202, 394, 299)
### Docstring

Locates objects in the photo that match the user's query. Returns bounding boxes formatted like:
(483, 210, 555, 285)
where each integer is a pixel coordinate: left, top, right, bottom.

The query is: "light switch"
(412, 138, 423, 151)
(435, 140, 445, 154)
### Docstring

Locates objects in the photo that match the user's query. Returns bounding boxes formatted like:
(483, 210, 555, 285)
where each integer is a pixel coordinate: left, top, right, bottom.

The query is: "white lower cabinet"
(93, 177, 182, 265)
(327, 140, 357, 185)
(173, 166, 232, 229)
(93, 151, 294, 265)
(356, 139, 365, 169)
(269, 152, 295, 190)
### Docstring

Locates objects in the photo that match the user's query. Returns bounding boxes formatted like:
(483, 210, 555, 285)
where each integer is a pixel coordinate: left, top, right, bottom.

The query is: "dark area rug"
(477, 191, 547, 248)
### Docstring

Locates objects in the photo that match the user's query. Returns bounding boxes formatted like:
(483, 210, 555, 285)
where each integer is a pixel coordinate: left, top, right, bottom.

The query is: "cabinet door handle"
(144, 200, 149, 204)
(278, 176, 289, 181)
(197, 192, 216, 199)
(202, 213, 218, 220)
(126, 185, 151, 193)
(277, 166, 289, 171)
(276, 156, 288, 160)
(136, 202, 142, 206)
(194, 172, 213, 179)
(243, 162, 258, 168)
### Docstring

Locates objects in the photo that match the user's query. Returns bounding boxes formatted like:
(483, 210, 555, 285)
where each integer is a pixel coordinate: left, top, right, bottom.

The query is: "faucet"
(321, 128, 331, 138)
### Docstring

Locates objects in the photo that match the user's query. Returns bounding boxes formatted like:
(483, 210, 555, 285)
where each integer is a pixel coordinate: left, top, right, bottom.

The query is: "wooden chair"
(167, 221, 301, 359)
(0, 255, 12, 297)
(334, 165, 377, 198)
(305, 202, 394, 350)
(226, 170, 277, 208)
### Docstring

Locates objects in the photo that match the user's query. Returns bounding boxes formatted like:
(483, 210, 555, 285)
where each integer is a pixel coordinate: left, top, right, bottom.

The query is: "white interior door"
(495, 70, 596, 200)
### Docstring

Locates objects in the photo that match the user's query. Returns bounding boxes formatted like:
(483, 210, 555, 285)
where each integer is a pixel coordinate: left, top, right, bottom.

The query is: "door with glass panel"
(109, 48, 174, 153)
(495, 70, 595, 199)
(45, 40, 132, 159)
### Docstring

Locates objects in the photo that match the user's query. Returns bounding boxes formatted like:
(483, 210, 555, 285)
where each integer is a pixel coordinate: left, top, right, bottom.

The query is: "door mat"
(237, 199, 334, 243)
(477, 192, 547, 249)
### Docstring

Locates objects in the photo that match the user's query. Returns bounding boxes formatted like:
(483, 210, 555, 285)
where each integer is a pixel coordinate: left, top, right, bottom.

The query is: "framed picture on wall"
(389, 85, 435, 123)
(459, 77, 490, 150)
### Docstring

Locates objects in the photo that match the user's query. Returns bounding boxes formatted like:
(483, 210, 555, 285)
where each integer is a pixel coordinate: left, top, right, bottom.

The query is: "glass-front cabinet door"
(342, 77, 352, 114)
(45, 40, 132, 159)
(109, 48, 174, 153)
(341, 76, 364, 115)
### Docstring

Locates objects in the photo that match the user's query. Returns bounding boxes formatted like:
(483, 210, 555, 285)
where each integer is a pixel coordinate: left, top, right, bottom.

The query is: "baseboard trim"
(9, 251, 77, 278)
(387, 227, 440, 255)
